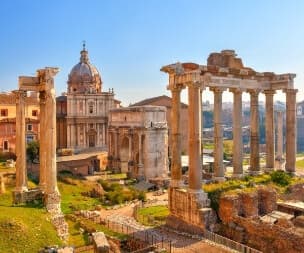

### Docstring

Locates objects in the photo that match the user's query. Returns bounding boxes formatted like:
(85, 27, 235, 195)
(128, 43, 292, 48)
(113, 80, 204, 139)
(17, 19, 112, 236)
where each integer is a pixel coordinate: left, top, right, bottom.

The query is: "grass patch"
(296, 158, 304, 170)
(58, 175, 102, 214)
(137, 205, 169, 226)
(0, 191, 61, 253)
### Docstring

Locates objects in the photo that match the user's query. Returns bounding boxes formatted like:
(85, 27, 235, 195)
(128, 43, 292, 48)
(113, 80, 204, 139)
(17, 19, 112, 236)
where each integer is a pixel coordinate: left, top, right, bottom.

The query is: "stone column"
(284, 89, 298, 173)
(169, 85, 183, 187)
(67, 124, 71, 148)
(14, 90, 28, 192)
(264, 90, 276, 170)
(44, 88, 58, 195)
(138, 132, 144, 177)
(276, 111, 284, 160)
(113, 128, 118, 168)
(42, 68, 60, 210)
(249, 90, 260, 174)
(188, 82, 202, 191)
(211, 87, 225, 181)
(230, 88, 243, 177)
(128, 135, 132, 161)
(39, 91, 46, 191)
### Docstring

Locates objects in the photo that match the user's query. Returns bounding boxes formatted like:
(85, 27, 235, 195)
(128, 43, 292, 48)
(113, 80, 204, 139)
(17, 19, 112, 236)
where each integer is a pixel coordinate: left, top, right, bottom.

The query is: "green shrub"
(99, 180, 146, 205)
(270, 171, 291, 186)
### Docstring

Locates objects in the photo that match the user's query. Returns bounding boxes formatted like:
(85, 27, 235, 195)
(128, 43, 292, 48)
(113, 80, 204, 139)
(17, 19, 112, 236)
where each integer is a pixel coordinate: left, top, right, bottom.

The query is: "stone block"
(257, 186, 277, 215)
(92, 232, 110, 253)
(240, 192, 258, 218)
(13, 188, 43, 204)
(219, 195, 240, 224)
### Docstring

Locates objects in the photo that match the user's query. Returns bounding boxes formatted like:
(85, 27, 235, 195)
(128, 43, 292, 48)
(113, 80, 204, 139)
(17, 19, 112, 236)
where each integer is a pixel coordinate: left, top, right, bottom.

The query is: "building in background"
(132, 95, 189, 155)
(57, 44, 120, 152)
(0, 92, 40, 153)
(108, 106, 168, 181)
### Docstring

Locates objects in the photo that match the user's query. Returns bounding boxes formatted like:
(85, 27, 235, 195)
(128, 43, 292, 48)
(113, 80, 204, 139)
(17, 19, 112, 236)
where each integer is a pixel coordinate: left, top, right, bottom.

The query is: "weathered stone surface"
(219, 195, 240, 224)
(92, 232, 110, 253)
(167, 187, 215, 234)
(285, 183, 304, 201)
(240, 191, 258, 218)
(294, 216, 304, 228)
(13, 188, 43, 204)
(258, 186, 277, 215)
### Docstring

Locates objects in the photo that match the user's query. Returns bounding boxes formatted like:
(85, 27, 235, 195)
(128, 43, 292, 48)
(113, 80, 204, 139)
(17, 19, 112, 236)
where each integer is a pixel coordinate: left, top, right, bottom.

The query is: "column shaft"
(265, 90, 276, 169)
(169, 86, 183, 187)
(14, 90, 28, 192)
(188, 83, 202, 190)
(45, 88, 58, 194)
(212, 88, 225, 180)
(39, 91, 46, 191)
(138, 133, 144, 177)
(285, 89, 297, 173)
(276, 111, 284, 160)
(231, 89, 243, 176)
(249, 90, 260, 173)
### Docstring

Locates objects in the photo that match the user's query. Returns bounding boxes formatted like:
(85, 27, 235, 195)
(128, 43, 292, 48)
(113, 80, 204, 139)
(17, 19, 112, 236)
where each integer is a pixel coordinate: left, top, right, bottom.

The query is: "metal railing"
(204, 230, 262, 253)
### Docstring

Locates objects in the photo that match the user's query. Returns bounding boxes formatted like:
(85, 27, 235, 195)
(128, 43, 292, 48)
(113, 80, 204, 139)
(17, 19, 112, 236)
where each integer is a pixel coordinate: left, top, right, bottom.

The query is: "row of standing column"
(14, 88, 58, 195)
(169, 85, 298, 188)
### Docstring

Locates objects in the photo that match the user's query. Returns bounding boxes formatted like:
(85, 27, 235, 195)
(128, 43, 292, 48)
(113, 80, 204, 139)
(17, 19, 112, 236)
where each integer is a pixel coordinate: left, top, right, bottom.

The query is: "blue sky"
(0, 0, 304, 105)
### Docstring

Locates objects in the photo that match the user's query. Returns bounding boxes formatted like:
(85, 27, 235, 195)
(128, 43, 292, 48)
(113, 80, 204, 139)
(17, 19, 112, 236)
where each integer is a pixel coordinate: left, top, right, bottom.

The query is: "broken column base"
(166, 187, 216, 234)
(13, 188, 43, 205)
(44, 190, 61, 212)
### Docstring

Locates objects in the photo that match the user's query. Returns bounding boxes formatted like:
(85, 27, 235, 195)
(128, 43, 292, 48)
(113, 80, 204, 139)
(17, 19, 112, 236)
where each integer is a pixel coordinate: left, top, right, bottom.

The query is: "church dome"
(67, 44, 102, 94)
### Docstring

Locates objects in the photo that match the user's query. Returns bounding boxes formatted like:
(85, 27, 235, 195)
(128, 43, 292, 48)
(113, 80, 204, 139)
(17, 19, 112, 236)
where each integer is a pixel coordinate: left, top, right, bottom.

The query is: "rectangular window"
(3, 140, 9, 151)
(0, 109, 8, 117)
(32, 110, 38, 117)
(89, 105, 93, 114)
(27, 124, 33, 131)
(26, 135, 34, 143)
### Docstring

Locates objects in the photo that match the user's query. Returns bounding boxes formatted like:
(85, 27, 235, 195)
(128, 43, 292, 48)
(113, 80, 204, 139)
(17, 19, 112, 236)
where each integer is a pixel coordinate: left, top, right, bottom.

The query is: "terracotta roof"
(131, 95, 188, 108)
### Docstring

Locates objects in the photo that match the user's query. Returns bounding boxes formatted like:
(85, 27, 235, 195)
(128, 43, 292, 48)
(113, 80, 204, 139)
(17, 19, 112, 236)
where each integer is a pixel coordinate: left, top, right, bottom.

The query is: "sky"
(0, 0, 304, 106)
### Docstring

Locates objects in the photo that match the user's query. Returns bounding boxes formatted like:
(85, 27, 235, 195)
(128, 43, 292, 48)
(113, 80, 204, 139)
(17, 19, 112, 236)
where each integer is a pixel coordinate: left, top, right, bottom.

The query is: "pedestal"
(167, 187, 216, 234)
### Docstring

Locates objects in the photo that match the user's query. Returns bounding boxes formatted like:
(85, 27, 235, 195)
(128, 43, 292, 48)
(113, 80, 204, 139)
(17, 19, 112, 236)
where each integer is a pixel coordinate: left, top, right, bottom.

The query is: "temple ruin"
(13, 67, 60, 209)
(161, 49, 297, 233)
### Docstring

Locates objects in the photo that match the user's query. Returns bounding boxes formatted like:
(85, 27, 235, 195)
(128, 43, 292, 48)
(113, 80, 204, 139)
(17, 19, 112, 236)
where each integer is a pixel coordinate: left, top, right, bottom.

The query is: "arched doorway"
(120, 136, 129, 173)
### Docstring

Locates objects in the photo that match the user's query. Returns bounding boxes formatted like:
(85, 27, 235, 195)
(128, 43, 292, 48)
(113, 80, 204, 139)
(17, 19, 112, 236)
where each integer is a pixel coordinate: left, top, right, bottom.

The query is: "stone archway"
(120, 136, 129, 173)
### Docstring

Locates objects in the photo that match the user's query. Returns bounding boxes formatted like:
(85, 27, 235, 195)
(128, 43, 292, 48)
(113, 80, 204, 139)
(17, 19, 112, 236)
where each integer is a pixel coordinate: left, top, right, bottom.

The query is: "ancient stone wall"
(13, 188, 43, 204)
(219, 186, 277, 224)
(219, 187, 304, 253)
(167, 188, 216, 234)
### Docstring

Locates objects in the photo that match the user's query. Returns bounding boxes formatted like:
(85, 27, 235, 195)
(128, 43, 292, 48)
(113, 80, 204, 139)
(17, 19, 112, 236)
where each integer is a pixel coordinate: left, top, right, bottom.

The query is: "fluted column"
(14, 90, 28, 192)
(264, 90, 276, 170)
(169, 85, 183, 187)
(284, 89, 298, 173)
(230, 88, 243, 177)
(188, 82, 202, 190)
(249, 90, 260, 174)
(39, 91, 46, 191)
(211, 87, 225, 181)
